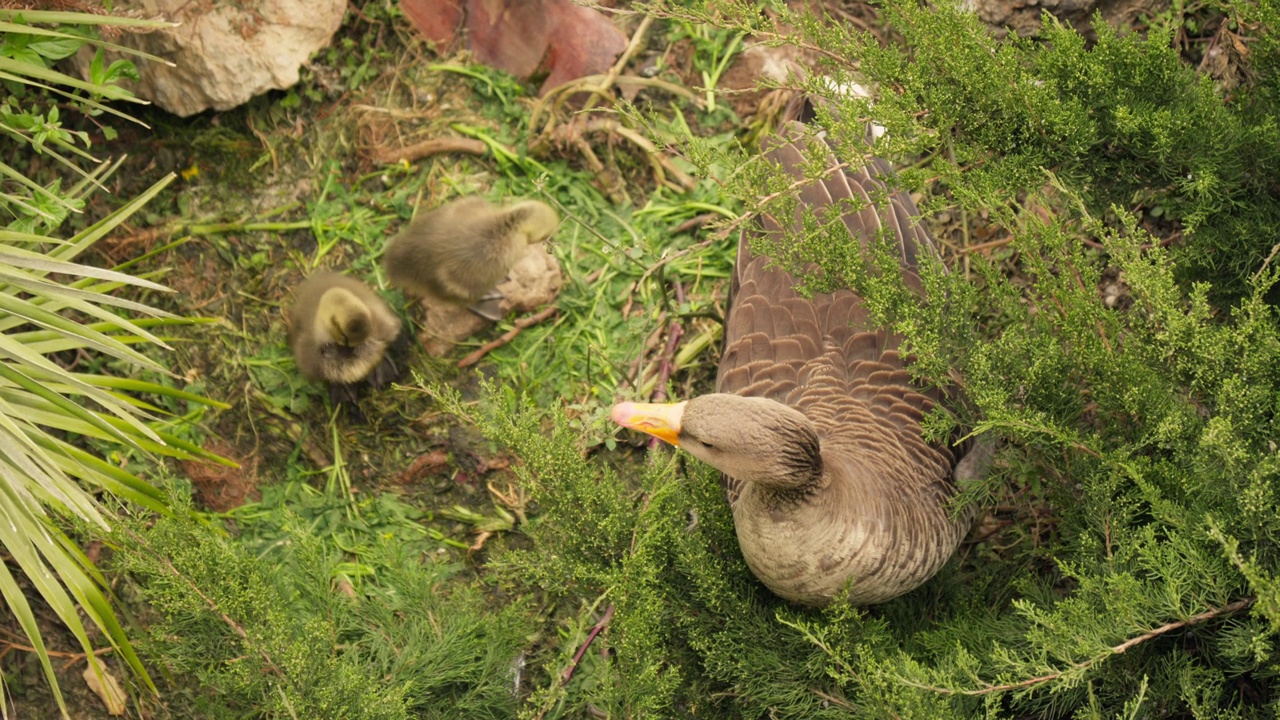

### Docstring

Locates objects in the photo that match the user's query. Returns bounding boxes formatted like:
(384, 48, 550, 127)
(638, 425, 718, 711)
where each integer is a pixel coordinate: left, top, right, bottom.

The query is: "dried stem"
(457, 305, 559, 368)
(561, 604, 616, 684)
(369, 137, 488, 165)
(583, 15, 654, 111)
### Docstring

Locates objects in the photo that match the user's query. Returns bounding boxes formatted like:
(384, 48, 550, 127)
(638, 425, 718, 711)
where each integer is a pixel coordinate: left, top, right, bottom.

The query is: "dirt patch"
(181, 439, 261, 511)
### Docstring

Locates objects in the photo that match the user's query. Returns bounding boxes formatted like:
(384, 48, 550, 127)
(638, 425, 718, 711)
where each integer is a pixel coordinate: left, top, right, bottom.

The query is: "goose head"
(612, 395, 822, 492)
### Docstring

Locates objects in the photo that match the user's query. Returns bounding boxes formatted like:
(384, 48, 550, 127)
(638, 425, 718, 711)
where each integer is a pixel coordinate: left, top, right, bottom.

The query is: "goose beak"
(611, 401, 687, 446)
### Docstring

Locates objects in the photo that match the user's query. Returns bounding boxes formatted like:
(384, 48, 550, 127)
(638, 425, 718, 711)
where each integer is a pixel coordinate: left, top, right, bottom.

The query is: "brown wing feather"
(716, 115, 961, 513)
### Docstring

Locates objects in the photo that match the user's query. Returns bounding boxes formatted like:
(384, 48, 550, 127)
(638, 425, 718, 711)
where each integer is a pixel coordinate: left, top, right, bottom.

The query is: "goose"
(612, 104, 988, 606)
(383, 197, 559, 320)
(288, 271, 402, 402)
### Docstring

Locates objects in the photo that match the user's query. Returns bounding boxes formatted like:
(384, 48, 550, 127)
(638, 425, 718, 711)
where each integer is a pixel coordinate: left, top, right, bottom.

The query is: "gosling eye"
(694, 439, 715, 450)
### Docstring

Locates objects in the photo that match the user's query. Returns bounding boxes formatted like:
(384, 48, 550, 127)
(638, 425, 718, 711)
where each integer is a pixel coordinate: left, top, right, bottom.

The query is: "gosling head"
(505, 200, 560, 249)
(316, 287, 373, 347)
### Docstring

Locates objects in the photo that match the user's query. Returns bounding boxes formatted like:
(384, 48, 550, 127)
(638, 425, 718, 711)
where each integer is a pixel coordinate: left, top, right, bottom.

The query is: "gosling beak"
(611, 401, 687, 446)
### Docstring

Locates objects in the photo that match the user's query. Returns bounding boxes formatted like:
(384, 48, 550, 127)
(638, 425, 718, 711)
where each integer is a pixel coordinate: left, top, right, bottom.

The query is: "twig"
(958, 234, 1014, 255)
(812, 688, 857, 712)
(1252, 241, 1280, 282)
(561, 605, 615, 685)
(638, 236, 723, 286)
(583, 15, 654, 112)
(899, 597, 1255, 697)
(0, 641, 114, 663)
(672, 212, 722, 235)
(1079, 231, 1181, 251)
(576, 118, 696, 191)
(369, 137, 488, 165)
(707, 159, 854, 249)
(530, 603, 616, 720)
(457, 305, 559, 368)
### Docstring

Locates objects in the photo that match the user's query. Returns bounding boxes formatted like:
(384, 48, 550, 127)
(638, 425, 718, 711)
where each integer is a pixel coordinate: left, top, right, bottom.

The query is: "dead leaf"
(400, 0, 464, 48)
(538, 1, 628, 95)
(1230, 31, 1250, 58)
(400, 0, 626, 96)
(180, 440, 260, 512)
(468, 0, 553, 79)
(395, 449, 451, 485)
(83, 664, 127, 716)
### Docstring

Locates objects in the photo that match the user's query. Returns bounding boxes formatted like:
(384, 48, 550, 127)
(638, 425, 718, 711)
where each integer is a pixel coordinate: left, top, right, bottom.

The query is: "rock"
(75, 0, 346, 116)
(418, 244, 564, 356)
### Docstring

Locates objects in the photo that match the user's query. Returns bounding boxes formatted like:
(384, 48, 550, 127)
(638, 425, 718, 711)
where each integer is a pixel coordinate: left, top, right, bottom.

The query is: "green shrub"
(454, 0, 1280, 716)
(112, 491, 533, 719)
(100, 0, 1280, 716)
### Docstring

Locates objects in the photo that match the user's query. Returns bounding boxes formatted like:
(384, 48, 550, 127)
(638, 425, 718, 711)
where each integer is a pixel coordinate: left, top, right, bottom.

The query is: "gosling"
(288, 271, 402, 402)
(383, 197, 559, 320)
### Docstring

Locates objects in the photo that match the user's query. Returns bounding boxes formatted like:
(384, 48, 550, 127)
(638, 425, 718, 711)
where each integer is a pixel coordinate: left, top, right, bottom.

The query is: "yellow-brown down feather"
(288, 272, 401, 386)
(383, 197, 559, 304)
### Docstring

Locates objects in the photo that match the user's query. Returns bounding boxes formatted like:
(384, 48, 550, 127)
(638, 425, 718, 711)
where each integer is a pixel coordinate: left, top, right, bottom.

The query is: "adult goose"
(612, 106, 987, 606)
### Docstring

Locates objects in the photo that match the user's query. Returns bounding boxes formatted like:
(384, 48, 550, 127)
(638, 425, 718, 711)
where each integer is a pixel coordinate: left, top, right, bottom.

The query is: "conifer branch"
(123, 528, 284, 678)
(899, 597, 1255, 697)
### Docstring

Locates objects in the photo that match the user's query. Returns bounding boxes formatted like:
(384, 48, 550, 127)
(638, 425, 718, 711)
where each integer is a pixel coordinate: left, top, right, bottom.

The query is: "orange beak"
(611, 401, 687, 446)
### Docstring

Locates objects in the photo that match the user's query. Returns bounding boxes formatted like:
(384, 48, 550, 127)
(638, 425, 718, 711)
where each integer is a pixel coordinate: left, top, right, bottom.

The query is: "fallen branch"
(899, 597, 1256, 697)
(370, 137, 488, 165)
(457, 305, 559, 368)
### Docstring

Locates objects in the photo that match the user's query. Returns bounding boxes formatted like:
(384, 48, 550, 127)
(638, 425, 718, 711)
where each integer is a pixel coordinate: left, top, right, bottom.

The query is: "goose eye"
(696, 439, 715, 450)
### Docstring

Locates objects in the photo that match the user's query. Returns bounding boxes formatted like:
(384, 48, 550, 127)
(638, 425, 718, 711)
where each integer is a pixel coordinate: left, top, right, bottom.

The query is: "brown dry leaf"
(467, 0, 553, 79)
(394, 449, 451, 485)
(401, 0, 625, 96)
(179, 440, 260, 512)
(537, 0, 627, 94)
(400, 0, 463, 48)
(1230, 31, 1251, 58)
(83, 664, 127, 716)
